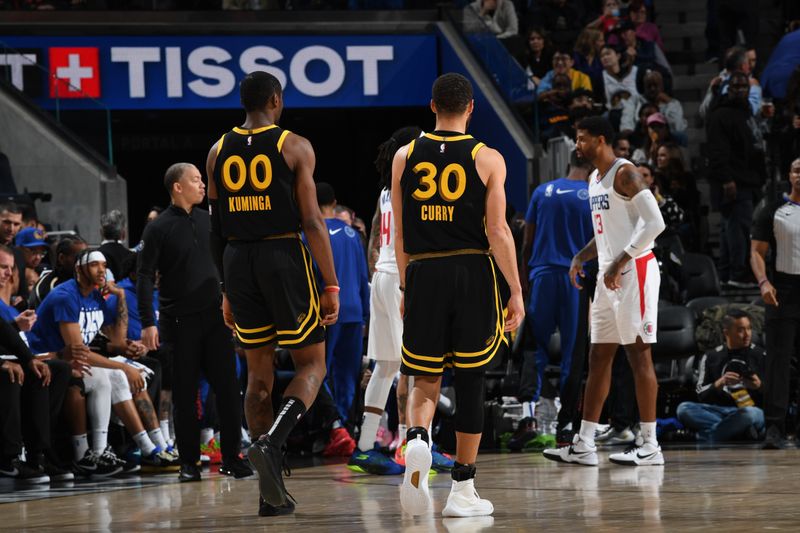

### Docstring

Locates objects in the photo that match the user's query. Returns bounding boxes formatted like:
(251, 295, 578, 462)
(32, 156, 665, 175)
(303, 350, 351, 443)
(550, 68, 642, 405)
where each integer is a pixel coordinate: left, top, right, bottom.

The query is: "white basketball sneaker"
(608, 441, 664, 466)
(442, 479, 494, 517)
(400, 436, 432, 516)
(542, 435, 598, 466)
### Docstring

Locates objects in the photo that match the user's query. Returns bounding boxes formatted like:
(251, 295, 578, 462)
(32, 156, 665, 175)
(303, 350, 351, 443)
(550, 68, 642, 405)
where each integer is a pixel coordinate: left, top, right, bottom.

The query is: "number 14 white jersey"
(588, 158, 654, 273)
(374, 187, 398, 275)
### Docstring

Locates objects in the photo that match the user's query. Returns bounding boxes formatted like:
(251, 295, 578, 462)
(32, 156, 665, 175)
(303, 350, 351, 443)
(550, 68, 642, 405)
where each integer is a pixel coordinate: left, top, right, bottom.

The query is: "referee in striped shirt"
(750, 158, 800, 449)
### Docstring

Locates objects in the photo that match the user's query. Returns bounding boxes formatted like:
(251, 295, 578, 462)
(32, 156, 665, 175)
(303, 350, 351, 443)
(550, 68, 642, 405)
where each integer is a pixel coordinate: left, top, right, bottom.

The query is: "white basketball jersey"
(588, 158, 654, 272)
(374, 187, 398, 275)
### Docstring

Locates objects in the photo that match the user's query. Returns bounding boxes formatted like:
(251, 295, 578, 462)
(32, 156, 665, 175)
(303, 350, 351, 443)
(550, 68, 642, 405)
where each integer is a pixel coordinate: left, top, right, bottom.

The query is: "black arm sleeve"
(136, 224, 160, 328)
(0, 319, 34, 366)
(209, 199, 227, 289)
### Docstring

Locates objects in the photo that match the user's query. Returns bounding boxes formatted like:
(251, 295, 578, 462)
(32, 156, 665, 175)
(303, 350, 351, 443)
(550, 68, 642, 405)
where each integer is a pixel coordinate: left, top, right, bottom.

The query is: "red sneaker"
(200, 438, 222, 465)
(323, 427, 356, 457)
(394, 439, 406, 466)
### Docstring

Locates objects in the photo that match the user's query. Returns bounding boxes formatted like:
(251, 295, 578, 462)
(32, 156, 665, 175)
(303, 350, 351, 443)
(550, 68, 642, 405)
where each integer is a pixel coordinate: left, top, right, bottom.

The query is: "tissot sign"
(0, 35, 436, 109)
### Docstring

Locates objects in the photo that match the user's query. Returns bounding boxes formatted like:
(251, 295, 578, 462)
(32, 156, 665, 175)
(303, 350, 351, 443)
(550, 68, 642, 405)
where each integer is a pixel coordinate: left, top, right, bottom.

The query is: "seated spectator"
(538, 73, 574, 142)
(587, 0, 622, 35)
(465, 0, 519, 39)
(627, 101, 659, 149)
(538, 47, 593, 94)
(631, 112, 674, 165)
(700, 46, 762, 119)
(598, 44, 639, 105)
(532, 0, 582, 49)
(677, 310, 765, 443)
(0, 202, 26, 304)
(617, 20, 672, 78)
(98, 210, 134, 282)
(655, 142, 700, 235)
(523, 27, 553, 88)
(621, 69, 687, 140)
(15, 227, 48, 294)
(612, 132, 632, 159)
(29, 236, 87, 309)
(573, 28, 605, 90)
(638, 162, 684, 232)
(627, 0, 664, 50)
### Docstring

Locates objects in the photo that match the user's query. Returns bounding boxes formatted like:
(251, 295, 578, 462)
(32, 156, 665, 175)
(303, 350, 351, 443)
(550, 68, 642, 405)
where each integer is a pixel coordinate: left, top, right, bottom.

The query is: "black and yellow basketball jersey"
(212, 124, 300, 240)
(400, 131, 490, 254)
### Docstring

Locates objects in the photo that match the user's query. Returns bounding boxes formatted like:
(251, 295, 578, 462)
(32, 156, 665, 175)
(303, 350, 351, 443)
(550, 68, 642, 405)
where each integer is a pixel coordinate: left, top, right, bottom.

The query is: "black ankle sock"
(267, 397, 307, 447)
(451, 462, 476, 481)
(407, 426, 429, 445)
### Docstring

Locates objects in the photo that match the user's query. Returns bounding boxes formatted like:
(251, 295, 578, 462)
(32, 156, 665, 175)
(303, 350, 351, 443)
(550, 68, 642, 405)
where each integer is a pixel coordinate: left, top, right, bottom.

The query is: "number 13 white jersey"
(374, 187, 398, 275)
(588, 158, 654, 273)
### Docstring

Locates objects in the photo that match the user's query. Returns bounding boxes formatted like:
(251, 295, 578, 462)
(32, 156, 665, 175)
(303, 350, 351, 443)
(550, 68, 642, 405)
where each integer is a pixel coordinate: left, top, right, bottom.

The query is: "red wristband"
(324, 285, 340, 293)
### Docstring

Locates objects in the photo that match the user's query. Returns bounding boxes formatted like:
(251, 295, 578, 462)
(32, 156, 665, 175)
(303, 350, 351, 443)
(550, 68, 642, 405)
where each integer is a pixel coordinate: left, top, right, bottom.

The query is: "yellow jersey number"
(221, 154, 272, 192)
(411, 162, 466, 202)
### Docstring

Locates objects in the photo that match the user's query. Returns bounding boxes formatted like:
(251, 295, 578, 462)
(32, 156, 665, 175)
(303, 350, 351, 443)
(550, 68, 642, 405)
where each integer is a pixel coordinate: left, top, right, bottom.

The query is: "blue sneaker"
(431, 445, 454, 472)
(347, 448, 404, 475)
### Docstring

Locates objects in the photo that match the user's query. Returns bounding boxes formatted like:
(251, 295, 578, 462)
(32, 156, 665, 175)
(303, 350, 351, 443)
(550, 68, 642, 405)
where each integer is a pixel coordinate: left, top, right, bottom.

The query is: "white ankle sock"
(640, 422, 658, 445)
(522, 401, 535, 419)
(73, 434, 89, 460)
(92, 429, 109, 455)
(398, 424, 407, 443)
(133, 430, 157, 456)
(159, 420, 171, 443)
(358, 412, 381, 452)
(148, 428, 168, 450)
(200, 427, 214, 444)
(578, 420, 598, 447)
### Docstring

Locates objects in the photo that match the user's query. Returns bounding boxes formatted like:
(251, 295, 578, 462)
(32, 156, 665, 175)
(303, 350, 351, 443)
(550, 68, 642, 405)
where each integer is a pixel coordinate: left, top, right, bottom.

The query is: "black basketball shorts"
(400, 253, 508, 376)
(224, 237, 324, 350)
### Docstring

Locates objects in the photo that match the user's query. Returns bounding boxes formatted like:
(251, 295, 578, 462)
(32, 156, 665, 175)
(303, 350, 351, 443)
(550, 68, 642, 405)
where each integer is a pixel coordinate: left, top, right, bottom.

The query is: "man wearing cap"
(15, 227, 48, 296)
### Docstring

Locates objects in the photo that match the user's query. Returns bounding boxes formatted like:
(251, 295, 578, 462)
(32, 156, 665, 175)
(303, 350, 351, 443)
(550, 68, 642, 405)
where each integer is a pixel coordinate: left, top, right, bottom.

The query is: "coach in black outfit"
(751, 157, 800, 449)
(138, 162, 251, 481)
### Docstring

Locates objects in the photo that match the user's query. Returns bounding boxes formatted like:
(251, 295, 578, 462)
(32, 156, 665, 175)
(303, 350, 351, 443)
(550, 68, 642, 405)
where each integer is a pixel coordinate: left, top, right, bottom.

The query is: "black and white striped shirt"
(752, 195, 800, 276)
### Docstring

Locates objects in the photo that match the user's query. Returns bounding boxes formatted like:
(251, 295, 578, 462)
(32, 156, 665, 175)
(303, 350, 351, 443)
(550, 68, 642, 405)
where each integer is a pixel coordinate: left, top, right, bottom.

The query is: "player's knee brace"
(454, 371, 486, 434)
(407, 426, 429, 445)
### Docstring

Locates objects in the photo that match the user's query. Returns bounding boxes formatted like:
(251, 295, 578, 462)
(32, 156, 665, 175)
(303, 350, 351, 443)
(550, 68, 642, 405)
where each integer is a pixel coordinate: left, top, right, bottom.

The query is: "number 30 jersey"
(374, 187, 399, 275)
(400, 131, 490, 255)
(212, 124, 300, 240)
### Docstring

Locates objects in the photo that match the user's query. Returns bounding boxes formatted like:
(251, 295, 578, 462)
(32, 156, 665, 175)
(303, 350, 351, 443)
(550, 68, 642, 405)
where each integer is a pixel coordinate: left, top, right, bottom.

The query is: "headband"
(78, 250, 107, 266)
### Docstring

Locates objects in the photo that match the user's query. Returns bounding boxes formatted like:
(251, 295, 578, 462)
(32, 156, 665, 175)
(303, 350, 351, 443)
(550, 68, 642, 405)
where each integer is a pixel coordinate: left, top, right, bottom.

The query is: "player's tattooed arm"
(575, 238, 598, 263)
(614, 164, 648, 199)
(367, 198, 381, 277)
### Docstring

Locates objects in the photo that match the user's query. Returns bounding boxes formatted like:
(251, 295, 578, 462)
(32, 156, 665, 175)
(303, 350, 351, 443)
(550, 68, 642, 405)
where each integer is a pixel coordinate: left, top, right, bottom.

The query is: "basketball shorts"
(367, 270, 403, 362)
(591, 251, 659, 345)
(401, 253, 508, 376)
(224, 237, 324, 350)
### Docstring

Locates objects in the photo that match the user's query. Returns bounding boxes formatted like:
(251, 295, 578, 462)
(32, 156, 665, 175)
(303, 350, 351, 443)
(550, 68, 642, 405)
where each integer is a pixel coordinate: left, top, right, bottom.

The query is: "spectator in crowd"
(573, 28, 605, 90)
(750, 158, 800, 449)
(631, 112, 674, 165)
(520, 150, 594, 437)
(0, 245, 73, 482)
(617, 20, 672, 78)
(621, 70, 687, 137)
(538, 73, 574, 142)
(638, 162, 684, 232)
(707, 70, 766, 287)
(29, 250, 178, 474)
(313, 183, 368, 455)
(700, 46, 762, 119)
(537, 47, 593, 94)
(15, 227, 48, 294)
(98, 210, 134, 281)
(587, 0, 622, 35)
(598, 44, 638, 105)
(627, 101, 659, 150)
(524, 27, 553, 88)
(612, 132, 632, 159)
(654, 142, 700, 237)
(29, 236, 87, 309)
(627, 0, 664, 51)
(677, 310, 765, 442)
(465, 0, 518, 39)
(138, 163, 248, 482)
(0, 202, 27, 303)
(533, 0, 583, 48)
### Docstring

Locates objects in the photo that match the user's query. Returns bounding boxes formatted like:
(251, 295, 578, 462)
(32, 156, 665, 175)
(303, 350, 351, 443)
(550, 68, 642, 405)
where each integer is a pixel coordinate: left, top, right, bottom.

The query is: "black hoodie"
(706, 95, 766, 190)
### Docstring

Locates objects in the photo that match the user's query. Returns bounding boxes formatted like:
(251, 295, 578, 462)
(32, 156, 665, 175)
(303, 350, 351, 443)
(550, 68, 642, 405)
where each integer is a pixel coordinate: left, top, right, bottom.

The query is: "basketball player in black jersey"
(392, 73, 524, 517)
(206, 71, 339, 517)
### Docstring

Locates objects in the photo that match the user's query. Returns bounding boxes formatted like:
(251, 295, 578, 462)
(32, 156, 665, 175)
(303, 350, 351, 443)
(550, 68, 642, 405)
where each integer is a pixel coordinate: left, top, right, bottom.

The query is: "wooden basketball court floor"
(3, 447, 800, 531)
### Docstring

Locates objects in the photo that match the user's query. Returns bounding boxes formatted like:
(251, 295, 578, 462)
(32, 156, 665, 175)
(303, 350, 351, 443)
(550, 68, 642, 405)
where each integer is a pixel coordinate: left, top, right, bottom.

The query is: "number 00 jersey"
(400, 131, 489, 255)
(213, 125, 300, 240)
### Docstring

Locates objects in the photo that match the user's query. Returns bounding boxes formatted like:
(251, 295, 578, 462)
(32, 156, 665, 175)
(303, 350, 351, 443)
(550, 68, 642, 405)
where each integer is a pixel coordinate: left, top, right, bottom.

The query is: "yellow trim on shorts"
(235, 323, 274, 334)
(402, 346, 446, 363)
(277, 242, 321, 345)
(406, 139, 416, 160)
(236, 331, 278, 345)
(471, 142, 486, 160)
(452, 257, 506, 366)
(277, 130, 291, 153)
(232, 124, 278, 135)
(401, 354, 444, 374)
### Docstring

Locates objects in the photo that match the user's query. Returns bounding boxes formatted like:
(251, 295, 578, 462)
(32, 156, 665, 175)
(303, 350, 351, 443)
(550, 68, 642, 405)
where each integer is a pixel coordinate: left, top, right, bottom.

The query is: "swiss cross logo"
(49, 47, 100, 98)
